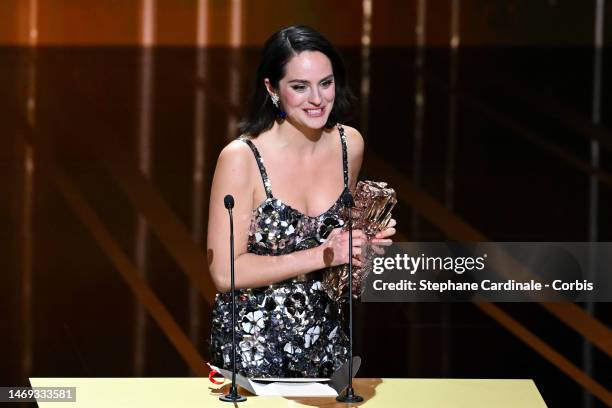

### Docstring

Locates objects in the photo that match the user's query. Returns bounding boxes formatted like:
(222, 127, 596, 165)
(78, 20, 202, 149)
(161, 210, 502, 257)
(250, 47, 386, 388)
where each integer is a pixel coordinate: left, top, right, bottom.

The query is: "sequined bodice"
(241, 124, 349, 256)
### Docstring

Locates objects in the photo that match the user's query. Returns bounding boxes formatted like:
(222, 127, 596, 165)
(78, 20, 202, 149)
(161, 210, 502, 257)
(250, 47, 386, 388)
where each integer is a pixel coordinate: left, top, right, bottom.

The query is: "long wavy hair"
(238, 25, 355, 136)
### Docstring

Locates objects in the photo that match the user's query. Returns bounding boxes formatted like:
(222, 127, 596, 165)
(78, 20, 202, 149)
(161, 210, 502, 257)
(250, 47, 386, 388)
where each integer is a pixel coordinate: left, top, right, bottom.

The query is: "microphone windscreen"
(224, 194, 235, 209)
(341, 188, 354, 208)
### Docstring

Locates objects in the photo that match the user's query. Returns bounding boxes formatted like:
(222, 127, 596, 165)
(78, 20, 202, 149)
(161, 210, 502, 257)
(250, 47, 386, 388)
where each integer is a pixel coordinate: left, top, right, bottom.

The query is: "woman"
(207, 25, 396, 378)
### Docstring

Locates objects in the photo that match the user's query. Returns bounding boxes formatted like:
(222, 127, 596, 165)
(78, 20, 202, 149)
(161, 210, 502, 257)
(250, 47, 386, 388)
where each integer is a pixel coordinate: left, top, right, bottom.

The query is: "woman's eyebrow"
(288, 74, 334, 84)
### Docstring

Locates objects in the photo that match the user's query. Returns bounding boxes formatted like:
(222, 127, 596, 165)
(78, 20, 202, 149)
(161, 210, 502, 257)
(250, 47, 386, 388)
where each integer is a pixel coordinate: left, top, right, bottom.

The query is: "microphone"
(337, 188, 363, 403)
(341, 188, 354, 208)
(224, 194, 235, 209)
(219, 194, 246, 403)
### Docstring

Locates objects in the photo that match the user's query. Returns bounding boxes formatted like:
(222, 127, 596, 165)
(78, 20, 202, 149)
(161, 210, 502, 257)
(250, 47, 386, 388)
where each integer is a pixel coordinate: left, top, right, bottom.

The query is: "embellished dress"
(210, 124, 350, 378)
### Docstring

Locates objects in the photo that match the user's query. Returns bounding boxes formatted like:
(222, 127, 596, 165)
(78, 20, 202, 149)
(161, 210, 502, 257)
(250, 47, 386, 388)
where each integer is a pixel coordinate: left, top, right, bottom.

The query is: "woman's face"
(269, 51, 335, 129)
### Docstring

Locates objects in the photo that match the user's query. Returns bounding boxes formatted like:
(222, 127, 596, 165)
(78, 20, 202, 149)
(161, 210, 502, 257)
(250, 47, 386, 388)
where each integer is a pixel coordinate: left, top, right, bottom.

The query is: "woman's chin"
(285, 112, 331, 130)
(300, 115, 330, 129)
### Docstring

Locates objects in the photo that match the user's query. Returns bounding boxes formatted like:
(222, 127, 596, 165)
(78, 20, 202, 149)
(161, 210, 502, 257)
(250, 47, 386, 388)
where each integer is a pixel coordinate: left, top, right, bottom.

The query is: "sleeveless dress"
(210, 124, 350, 378)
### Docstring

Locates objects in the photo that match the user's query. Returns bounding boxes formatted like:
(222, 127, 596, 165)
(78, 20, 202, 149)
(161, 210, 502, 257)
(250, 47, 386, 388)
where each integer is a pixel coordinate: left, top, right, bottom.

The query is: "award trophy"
(323, 181, 397, 301)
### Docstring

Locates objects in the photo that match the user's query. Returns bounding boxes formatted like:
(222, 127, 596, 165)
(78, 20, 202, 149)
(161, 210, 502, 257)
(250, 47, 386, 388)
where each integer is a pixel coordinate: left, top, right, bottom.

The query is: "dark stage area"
(1, 45, 611, 407)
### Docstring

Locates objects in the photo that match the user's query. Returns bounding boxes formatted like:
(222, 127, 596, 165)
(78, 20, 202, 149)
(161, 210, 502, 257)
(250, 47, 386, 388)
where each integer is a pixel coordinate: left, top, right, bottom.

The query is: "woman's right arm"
(206, 141, 365, 293)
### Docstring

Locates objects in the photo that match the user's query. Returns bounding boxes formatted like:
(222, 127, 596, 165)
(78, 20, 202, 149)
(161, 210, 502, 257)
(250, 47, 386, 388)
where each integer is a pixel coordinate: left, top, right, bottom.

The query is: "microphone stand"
(220, 195, 246, 403)
(336, 189, 364, 403)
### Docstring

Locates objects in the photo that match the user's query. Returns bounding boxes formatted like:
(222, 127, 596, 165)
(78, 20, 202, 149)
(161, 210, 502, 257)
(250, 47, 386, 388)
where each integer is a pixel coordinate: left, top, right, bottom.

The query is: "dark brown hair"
(239, 25, 355, 136)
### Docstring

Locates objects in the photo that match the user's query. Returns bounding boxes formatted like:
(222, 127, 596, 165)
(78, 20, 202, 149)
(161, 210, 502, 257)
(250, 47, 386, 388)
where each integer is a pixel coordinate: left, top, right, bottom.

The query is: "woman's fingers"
(376, 228, 396, 239)
(371, 244, 386, 255)
(348, 229, 366, 241)
(350, 238, 366, 248)
(372, 238, 393, 244)
(375, 227, 396, 239)
(375, 219, 397, 239)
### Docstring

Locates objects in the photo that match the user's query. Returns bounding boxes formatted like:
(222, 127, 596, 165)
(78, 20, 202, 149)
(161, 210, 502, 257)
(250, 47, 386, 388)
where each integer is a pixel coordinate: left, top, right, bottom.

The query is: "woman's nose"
(309, 88, 322, 105)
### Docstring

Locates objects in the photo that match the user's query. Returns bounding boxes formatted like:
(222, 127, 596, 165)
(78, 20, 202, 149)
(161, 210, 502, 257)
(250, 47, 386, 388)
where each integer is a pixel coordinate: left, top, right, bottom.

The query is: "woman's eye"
(321, 80, 333, 88)
(291, 85, 306, 92)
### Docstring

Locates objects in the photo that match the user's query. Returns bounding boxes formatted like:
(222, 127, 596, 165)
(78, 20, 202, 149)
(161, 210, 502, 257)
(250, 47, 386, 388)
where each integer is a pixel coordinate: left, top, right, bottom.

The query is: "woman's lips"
(303, 106, 325, 117)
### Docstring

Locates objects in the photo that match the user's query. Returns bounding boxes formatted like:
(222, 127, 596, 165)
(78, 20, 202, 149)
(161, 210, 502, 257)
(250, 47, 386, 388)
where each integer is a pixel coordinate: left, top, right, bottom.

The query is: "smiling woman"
(206, 25, 396, 378)
(265, 53, 335, 127)
(237, 25, 355, 137)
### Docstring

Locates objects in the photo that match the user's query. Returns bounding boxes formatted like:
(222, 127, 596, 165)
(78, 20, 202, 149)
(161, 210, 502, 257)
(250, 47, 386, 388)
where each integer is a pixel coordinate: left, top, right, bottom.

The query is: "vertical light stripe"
(360, 0, 372, 138)
(415, 0, 426, 50)
(189, 101, 205, 350)
(588, 0, 604, 242)
(196, 0, 209, 48)
(137, 51, 154, 176)
(141, 0, 156, 47)
(29, 0, 38, 44)
(227, 0, 242, 140)
(22, 0, 38, 384)
(409, 0, 427, 375)
(21, 145, 34, 384)
(588, 0, 603, 245)
(411, 0, 427, 240)
(190, 0, 209, 358)
(592, 0, 604, 126)
(227, 68, 239, 140)
(134, 0, 156, 376)
(584, 2, 605, 407)
(229, 0, 242, 49)
(442, 0, 461, 378)
(446, 0, 460, 211)
(355, 0, 373, 371)
(450, 0, 460, 50)
(27, 0, 38, 123)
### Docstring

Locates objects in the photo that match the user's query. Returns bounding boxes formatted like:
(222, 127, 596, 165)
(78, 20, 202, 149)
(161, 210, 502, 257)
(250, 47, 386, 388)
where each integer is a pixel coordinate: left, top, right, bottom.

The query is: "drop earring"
(270, 93, 286, 119)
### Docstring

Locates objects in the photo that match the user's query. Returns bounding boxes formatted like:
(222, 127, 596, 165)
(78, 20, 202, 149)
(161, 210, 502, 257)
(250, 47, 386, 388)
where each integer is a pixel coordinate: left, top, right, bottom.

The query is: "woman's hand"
(372, 218, 397, 243)
(320, 228, 366, 267)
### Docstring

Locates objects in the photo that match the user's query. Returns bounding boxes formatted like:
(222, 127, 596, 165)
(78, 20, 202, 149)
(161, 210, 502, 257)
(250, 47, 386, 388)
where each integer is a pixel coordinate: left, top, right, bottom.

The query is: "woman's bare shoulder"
(339, 124, 364, 158)
(214, 137, 256, 183)
(218, 137, 253, 162)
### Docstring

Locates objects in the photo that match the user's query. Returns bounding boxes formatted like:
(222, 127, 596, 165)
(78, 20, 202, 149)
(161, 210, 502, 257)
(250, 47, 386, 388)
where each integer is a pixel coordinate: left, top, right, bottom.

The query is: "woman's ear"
(264, 78, 276, 97)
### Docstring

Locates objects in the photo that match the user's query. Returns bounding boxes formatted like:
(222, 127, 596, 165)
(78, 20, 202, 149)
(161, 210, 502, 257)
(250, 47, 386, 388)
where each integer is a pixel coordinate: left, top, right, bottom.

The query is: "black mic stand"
(336, 189, 364, 403)
(220, 195, 246, 403)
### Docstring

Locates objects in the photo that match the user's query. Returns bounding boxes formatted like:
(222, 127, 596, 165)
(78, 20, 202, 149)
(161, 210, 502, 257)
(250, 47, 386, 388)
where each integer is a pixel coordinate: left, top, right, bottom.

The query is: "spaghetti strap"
(337, 124, 349, 189)
(239, 137, 273, 199)
(240, 127, 347, 199)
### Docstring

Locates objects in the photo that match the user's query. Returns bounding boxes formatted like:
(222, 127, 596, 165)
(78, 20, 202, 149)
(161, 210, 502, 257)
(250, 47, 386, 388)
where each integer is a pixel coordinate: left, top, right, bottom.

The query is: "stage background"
(1, 1, 611, 407)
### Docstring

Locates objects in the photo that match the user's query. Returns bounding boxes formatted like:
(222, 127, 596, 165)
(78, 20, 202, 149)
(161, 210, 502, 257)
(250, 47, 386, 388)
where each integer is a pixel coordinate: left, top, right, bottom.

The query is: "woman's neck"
(271, 118, 328, 153)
